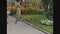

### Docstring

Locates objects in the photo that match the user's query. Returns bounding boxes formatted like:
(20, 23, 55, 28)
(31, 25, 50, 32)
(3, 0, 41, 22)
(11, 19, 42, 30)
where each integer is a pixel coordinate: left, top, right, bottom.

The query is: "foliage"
(7, 5, 16, 11)
(40, 19, 53, 26)
(21, 15, 53, 34)
(20, 6, 44, 14)
(9, 6, 44, 15)
(31, 0, 41, 6)
(41, 0, 53, 20)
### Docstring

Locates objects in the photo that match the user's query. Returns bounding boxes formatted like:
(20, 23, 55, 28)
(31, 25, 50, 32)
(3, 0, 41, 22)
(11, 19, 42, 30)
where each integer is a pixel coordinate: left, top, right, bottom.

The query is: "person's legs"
(15, 19, 18, 24)
(15, 16, 19, 24)
(15, 18, 18, 24)
(15, 5, 21, 24)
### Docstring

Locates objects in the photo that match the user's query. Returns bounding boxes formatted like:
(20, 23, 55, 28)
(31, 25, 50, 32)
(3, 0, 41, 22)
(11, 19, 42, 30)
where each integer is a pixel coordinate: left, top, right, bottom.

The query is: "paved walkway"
(7, 16, 45, 34)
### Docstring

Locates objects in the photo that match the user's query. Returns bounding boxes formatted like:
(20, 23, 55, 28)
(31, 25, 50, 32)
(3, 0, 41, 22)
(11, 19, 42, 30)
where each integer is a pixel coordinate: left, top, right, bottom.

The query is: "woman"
(15, 0, 21, 24)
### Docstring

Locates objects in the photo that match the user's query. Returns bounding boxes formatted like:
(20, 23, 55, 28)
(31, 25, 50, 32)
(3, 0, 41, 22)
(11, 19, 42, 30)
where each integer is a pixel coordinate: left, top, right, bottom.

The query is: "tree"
(41, 0, 53, 20)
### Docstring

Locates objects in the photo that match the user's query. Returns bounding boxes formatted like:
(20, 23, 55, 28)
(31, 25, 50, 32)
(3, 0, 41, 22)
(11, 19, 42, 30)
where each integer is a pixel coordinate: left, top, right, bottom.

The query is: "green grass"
(21, 15, 53, 34)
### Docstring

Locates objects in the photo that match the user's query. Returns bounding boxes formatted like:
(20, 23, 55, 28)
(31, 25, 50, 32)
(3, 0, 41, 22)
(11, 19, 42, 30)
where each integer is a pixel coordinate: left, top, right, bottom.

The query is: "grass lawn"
(21, 14, 53, 34)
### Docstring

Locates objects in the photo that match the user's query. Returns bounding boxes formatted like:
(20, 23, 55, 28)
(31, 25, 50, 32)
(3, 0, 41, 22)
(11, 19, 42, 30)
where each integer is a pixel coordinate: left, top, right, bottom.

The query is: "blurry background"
(7, 0, 53, 34)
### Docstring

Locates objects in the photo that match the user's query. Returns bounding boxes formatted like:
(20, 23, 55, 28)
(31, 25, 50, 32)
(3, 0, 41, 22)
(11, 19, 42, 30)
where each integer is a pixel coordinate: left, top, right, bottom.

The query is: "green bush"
(21, 15, 53, 34)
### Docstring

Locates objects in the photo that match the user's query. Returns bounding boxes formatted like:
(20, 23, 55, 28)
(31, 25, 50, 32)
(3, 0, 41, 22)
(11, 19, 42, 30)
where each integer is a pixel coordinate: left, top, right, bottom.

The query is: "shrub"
(20, 6, 28, 14)
(7, 5, 16, 11)
(26, 7, 44, 14)
(7, 6, 44, 15)
(20, 6, 45, 14)
(10, 6, 16, 11)
(40, 19, 53, 26)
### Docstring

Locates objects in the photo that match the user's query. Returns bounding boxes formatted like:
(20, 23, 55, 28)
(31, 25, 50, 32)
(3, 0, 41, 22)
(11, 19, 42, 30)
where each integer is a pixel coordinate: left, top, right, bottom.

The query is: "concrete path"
(7, 16, 46, 34)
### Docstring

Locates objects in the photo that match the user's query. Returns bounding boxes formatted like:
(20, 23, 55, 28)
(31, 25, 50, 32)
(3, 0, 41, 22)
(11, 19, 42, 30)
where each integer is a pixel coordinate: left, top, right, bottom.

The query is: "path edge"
(11, 15, 51, 34)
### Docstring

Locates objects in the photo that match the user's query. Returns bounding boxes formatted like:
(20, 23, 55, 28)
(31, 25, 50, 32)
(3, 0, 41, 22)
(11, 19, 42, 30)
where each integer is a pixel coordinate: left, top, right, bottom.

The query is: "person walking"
(15, 0, 21, 24)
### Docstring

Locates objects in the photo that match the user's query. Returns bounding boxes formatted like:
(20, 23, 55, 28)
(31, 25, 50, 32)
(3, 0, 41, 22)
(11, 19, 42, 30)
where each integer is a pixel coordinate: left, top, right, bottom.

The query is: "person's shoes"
(15, 22, 17, 24)
(15, 21, 17, 24)
(15, 20, 18, 24)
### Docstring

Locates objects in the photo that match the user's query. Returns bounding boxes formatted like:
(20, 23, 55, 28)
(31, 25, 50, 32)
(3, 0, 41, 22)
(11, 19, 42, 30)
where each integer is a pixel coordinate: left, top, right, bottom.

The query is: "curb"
(11, 15, 50, 34)
(21, 19, 50, 34)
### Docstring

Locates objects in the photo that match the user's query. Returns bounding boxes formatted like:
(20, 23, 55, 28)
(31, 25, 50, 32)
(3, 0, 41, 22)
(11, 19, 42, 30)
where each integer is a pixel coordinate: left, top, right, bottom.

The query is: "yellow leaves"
(7, 6, 11, 11)
(7, 5, 16, 11)
(20, 6, 27, 12)
(7, 5, 43, 14)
